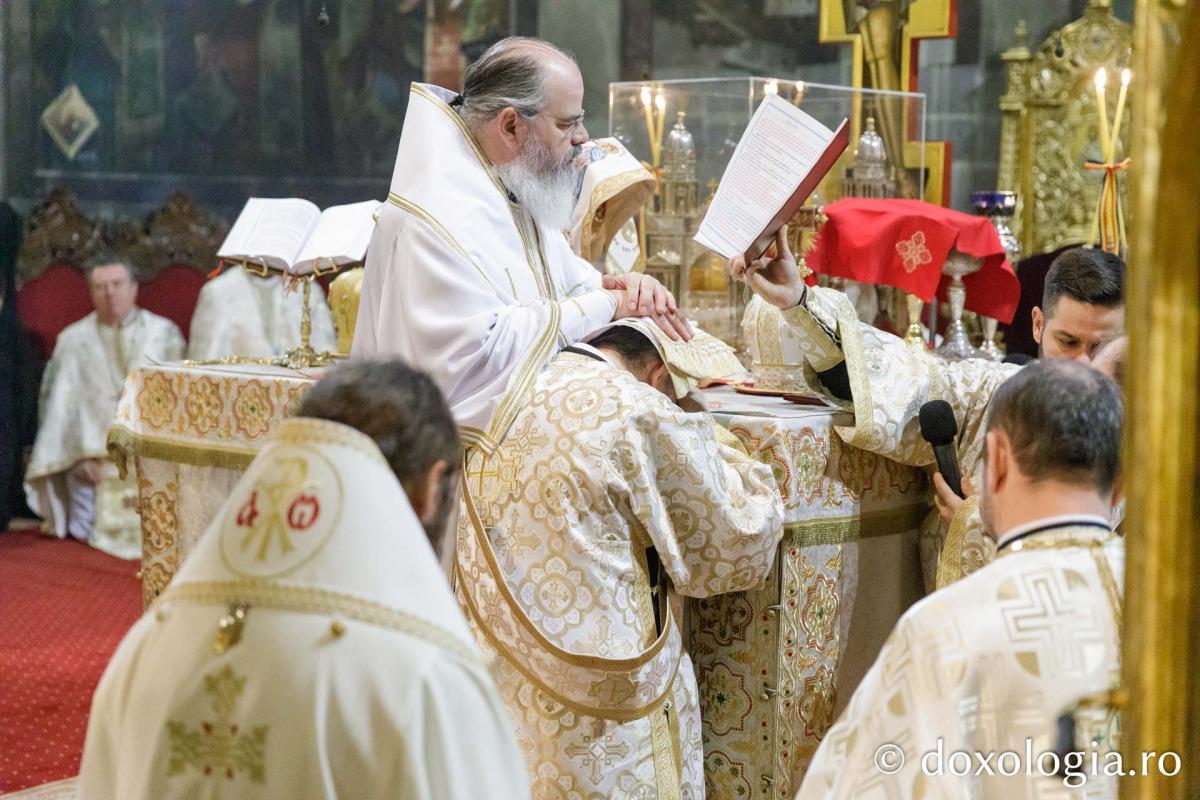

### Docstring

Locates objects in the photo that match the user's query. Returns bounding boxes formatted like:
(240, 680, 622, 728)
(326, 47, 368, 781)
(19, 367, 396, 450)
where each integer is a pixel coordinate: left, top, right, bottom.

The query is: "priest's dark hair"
(458, 36, 575, 129)
(296, 359, 461, 553)
(1042, 247, 1125, 317)
(586, 325, 663, 370)
(986, 359, 1123, 494)
(83, 251, 136, 283)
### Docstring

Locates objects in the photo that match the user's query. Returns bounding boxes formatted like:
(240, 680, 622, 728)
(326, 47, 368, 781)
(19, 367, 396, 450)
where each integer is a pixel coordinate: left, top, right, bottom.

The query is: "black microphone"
(919, 400, 964, 499)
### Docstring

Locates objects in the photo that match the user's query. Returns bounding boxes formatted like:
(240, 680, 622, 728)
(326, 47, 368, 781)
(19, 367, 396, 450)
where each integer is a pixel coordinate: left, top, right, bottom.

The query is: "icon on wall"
(41, 83, 100, 161)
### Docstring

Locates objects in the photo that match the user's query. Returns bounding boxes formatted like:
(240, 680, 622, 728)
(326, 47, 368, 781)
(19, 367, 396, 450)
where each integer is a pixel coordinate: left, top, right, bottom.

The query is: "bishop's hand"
(602, 272, 694, 341)
(728, 225, 806, 310)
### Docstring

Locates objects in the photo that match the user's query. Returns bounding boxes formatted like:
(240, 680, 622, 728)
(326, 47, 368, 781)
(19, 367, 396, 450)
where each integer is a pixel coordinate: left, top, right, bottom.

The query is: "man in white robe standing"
(796, 359, 1125, 800)
(187, 267, 337, 360)
(25, 256, 184, 558)
(353, 36, 690, 455)
(79, 360, 530, 800)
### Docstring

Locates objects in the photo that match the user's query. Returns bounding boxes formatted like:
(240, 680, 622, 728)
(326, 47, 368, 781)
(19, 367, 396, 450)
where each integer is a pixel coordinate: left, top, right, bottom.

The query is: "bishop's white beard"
(496, 135, 580, 232)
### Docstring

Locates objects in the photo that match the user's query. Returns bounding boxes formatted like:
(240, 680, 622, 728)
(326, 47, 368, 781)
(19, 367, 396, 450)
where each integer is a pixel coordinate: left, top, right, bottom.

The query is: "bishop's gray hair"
(457, 37, 575, 130)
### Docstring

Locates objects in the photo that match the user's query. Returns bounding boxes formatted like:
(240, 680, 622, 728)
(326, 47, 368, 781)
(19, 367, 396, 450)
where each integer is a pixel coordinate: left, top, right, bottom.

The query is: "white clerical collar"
(995, 513, 1112, 551)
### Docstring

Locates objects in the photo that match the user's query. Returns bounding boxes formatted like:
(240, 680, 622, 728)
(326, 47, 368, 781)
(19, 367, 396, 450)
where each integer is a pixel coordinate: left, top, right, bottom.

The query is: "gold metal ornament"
(212, 602, 250, 654)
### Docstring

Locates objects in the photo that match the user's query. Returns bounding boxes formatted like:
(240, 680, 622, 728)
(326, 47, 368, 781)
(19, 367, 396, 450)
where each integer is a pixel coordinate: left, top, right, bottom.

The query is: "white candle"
(1094, 68, 1111, 162)
(1110, 68, 1131, 161)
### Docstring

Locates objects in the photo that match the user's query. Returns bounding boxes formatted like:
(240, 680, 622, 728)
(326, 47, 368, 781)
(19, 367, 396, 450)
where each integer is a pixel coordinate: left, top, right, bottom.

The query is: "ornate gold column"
(1121, 3, 1200, 798)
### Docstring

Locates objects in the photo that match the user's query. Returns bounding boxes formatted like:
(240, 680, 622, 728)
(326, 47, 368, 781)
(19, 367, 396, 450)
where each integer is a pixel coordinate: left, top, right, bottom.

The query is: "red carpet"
(0, 529, 142, 792)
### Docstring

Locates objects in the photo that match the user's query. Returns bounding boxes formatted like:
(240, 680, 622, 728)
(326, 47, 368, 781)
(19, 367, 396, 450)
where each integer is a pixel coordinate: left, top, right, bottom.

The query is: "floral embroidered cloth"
(691, 385, 930, 798)
(108, 362, 323, 605)
(806, 198, 1020, 323)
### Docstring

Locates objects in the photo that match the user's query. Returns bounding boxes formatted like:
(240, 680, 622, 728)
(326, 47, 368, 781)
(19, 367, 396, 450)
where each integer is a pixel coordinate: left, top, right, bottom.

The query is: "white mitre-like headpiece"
(742, 294, 812, 394)
(165, 417, 478, 661)
(569, 138, 655, 264)
(585, 317, 745, 399)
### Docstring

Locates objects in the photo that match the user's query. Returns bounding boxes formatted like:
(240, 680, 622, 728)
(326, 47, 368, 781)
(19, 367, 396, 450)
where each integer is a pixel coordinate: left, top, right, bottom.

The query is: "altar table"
(692, 385, 928, 798)
(107, 362, 324, 605)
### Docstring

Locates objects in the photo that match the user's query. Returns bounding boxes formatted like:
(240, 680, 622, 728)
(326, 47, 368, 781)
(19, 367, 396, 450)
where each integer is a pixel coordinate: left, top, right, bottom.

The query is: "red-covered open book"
(694, 94, 849, 262)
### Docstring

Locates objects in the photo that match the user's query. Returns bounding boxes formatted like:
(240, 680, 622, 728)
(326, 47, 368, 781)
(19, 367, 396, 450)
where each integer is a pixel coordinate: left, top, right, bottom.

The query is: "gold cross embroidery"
(166, 666, 268, 791)
(895, 231, 933, 273)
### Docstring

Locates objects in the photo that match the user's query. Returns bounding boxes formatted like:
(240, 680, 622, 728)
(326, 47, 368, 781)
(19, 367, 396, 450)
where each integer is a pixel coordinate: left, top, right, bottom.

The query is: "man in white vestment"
(25, 256, 185, 558)
(455, 317, 784, 799)
(187, 267, 337, 360)
(353, 37, 690, 456)
(569, 137, 654, 273)
(731, 236, 1124, 589)
(79, 360, 530, 800)
(795, 359, 1125, 799)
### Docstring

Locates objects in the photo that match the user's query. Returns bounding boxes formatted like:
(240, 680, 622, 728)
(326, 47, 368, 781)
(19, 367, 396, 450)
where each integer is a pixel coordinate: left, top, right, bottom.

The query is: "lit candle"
(765, 79, 778, 96)
(1094, 68, 1111, 162)
(793, 80, 806, 107)
(1109, 68, 1131, 162)
(654, 92, 667, 166)
(640, 86, 658, 165)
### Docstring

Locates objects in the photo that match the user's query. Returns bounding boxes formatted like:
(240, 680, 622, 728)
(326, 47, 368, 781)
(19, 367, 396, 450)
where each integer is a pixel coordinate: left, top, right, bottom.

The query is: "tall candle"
(654, 92, 667, 166)
(1094, 68, 1111, 162)
(640, 86, 658, 164)
(1109, 68, 1131, 162)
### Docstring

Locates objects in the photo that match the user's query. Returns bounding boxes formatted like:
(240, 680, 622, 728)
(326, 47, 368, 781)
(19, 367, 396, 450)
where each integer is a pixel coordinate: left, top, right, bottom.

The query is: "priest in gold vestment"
(80, 361, 530, 800)
(732, 237, 1123, 590)
(796, 360, 1124, 800)
(455, 318, 783, 799)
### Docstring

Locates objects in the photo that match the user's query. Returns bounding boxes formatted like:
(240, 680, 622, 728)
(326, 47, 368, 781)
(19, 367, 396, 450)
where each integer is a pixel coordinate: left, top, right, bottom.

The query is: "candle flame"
(640, 86, 652, 107)
(795, 81, 806, 93)
(765, 79, 779, 95)
(1094, 67, 1107, 90)
(655, 93, 666, 113)
(1121, 68, 1132, 86)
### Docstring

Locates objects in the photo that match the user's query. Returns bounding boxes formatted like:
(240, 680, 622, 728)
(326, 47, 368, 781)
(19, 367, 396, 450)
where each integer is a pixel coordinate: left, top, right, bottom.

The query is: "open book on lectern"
(694, 93, 849, 262)
(217, 198, 381, 276)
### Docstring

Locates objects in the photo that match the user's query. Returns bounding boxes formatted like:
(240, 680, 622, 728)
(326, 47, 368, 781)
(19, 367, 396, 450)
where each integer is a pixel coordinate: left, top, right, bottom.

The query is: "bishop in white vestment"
(80, 361, 530, 800)
(25, 261, 184, 558)
(353, 38, 688, 456)
(456, 318, 783, 799)
(796, 360, 1125, 800)
(187, 267, 336, 360)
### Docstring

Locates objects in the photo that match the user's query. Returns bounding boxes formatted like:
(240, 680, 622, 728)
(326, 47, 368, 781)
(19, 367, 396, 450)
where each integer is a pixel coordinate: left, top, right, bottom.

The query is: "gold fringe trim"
(160, 579, 483, 666)
(781, 502, 930, 547)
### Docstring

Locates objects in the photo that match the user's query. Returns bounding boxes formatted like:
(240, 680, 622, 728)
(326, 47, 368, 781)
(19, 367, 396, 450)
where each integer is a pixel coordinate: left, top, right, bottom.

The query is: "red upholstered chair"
(15, 263, 93, 362)
(136, 264, 208, 340)
(13, 190, 105, 362)
(126, 192, 229, 341)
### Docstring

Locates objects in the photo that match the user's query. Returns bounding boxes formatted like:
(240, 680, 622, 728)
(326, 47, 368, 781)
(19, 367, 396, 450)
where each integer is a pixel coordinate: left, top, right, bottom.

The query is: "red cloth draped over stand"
(805, 198, 1020, 324)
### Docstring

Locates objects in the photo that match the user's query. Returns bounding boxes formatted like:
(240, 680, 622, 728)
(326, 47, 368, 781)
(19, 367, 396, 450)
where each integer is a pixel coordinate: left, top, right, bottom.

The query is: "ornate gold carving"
(998, 7, 1133, 255)
(129, 191, 228, 279)
(16, 187, 103, 280)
